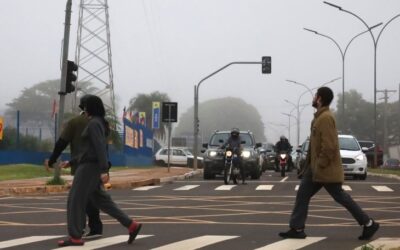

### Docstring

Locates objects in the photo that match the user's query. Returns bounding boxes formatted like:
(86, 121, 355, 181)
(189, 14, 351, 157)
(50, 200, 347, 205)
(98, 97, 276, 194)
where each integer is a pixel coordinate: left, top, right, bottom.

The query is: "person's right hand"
(59, 161, 71, 169)
(44, 159, 52, 172)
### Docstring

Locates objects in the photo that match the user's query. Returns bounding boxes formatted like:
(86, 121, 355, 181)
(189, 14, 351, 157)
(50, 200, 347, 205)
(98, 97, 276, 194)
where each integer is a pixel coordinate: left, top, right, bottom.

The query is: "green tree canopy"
(174, 97, 266, 143)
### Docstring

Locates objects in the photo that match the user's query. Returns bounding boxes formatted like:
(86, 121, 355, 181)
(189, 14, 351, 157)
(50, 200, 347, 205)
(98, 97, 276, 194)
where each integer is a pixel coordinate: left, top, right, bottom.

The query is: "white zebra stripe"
(0, 236, 62, 249)
(256, 185, 274, 190)
(215, 185, 236, 191)
(372, 186, 393, 192)
(174, 185, 200, 191)
(254, 237, 326, 250)
(133, 186, 162, 191)
(151, 235, 238, 250)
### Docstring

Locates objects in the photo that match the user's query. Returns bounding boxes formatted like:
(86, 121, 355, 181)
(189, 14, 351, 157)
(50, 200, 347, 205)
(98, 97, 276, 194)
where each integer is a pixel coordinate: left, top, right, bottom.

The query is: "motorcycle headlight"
(208, 151, 217, 157)
(280, 154, 286, 159)
(241, 151, 251, 158)
(226, 151, 232, 157)
(355, 154, 365, 161)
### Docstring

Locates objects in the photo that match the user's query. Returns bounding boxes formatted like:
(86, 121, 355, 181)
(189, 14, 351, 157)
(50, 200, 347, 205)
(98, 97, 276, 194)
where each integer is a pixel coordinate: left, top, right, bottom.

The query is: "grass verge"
(369, 168, 400, 176)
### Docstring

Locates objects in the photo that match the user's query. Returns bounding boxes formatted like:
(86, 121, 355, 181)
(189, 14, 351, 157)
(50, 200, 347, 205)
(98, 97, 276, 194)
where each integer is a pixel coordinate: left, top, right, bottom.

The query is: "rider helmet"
(231, 128, 240, 138)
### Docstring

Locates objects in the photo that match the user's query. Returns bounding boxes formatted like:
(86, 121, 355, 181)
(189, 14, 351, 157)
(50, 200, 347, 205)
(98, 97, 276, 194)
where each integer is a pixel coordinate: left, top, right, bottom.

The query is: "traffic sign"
(162, 102, 178, 123)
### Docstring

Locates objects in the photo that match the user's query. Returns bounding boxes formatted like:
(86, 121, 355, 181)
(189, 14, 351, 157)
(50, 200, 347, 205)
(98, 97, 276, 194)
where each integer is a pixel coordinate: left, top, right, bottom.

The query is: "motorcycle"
(279, 151, 289, 177)
(223, 147, 241, 184)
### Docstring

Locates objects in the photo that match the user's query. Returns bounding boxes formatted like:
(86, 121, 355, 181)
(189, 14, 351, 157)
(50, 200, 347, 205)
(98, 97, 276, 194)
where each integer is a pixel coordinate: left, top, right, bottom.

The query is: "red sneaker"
(57, 237, 84, 247)
(128, 221, 142, 244)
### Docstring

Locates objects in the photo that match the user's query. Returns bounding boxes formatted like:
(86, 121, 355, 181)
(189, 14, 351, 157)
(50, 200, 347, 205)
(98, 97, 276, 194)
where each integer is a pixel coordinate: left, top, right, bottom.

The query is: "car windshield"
(358, 141, 374, 149)
(183, 149, 193, 156)
(210, 133, 254, 147)
(339, 137, 360, 151)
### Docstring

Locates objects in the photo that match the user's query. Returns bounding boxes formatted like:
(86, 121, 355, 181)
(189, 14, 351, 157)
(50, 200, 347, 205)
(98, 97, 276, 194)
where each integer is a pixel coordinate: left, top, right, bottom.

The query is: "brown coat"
(305, 107, 344, 183)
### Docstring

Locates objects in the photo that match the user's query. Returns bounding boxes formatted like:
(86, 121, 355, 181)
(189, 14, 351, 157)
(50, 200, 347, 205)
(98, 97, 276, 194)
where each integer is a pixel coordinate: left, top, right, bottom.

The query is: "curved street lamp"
(324, 1, 400, 166)
(304, 23, 382, 122)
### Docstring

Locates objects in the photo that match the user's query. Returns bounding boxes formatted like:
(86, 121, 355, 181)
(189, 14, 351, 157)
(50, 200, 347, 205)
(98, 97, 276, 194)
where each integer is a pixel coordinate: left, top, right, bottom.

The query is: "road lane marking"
(372, 186, 393, 192)
(151, 235, 239, 250)
(174, 185, 200, 191)
(0, 236, 62, 249)
(280, 177, 289, 182)
(295, 185, 299, 191)
(354, 237, 400, 250)
(342, 185, 352, 191)
(54, 235, 153, 250)
(215, 185, 236, 191)
(133, 186, 162, 191)
(254, 237, 326, 250)
(256, 185, 274, 190)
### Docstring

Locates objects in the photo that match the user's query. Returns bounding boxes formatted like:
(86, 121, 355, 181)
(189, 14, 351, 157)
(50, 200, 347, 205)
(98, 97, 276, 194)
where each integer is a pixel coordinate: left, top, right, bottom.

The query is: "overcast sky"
(1, 0, 399, 144)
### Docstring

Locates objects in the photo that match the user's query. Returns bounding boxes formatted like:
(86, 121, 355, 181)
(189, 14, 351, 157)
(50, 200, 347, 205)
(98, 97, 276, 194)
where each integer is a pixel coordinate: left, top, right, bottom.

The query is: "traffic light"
(66, 60, 78, 93)
(262, 56, 271, 74)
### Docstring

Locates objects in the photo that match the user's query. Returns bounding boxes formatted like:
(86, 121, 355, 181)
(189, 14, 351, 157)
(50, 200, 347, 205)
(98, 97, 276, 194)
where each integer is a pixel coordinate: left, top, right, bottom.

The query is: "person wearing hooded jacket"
(222, 128, 246, 184)
(56, 95, 142, 247)
(45, 94, 103, 239)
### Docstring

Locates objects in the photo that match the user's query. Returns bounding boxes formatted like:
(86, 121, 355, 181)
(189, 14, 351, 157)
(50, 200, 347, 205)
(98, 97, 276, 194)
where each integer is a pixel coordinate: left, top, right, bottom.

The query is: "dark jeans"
(289, 170, 370, 230)
(86, 199, 102, 234)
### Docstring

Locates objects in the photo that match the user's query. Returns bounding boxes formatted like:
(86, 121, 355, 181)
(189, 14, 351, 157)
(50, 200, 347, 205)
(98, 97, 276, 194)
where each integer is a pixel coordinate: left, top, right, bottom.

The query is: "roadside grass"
(0, 164, 156, 181)
(369, 167, 400, 176)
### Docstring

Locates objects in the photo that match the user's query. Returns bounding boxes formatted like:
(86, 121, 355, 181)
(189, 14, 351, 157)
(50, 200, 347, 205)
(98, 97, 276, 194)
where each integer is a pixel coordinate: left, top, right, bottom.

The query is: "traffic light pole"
(52, 0, 73, 182)
(193, 61, 262, 170)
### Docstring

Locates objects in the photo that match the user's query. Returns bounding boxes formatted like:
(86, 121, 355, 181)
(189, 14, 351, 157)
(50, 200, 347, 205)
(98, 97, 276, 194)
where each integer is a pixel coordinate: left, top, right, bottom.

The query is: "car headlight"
(241, 151, 251, 158)
(280, 154, 286, 159)
(208, 151, 217, 157)
(226, 151, 232, 157)
(355, 154, 365, 161)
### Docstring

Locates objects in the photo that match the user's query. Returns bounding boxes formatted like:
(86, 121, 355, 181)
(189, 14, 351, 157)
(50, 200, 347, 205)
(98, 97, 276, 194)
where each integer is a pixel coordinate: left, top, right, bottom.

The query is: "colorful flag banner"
(152, 102, 160, 129)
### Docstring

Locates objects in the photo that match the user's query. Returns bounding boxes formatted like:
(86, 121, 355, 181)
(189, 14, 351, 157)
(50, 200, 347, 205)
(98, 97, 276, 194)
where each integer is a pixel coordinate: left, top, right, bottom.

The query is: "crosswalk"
(1, 234, 398, 250)
(132, 184, 396, 192)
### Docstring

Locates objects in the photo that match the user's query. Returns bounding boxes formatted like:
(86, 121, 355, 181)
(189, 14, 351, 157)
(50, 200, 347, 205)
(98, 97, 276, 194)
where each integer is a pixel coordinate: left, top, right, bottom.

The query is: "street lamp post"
(324, 1, 400, 167)
(281, 113, 296, 142)
(284, 100, 308, 146)
(193, 61, 263, 170)
(304, 23, 382, 123)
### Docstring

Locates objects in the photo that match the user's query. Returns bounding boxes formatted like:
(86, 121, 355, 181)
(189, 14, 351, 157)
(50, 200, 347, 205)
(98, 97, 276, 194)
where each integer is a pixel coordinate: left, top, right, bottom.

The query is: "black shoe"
(359, 220, 379, 240)
(83, 232, 102, 240)
(279, 228, 307, 239)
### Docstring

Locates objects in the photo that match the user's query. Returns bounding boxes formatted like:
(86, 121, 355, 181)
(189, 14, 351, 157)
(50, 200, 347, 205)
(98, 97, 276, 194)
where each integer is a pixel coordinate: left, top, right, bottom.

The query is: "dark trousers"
(67, 163, 132, 239)
(86, 200, 102, 234)
(289, 170, 370, 230)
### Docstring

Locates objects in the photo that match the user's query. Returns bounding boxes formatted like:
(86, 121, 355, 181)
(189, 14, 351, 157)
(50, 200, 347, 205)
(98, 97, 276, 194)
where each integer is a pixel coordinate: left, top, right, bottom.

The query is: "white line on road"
(53, 235, 153, 250)
(151, 235, 239, 250)
(354, 237, 400, 250)
(0, 236, 62, 249)
(254, 237, 326, 250)
(256, 185, 274, 191)
(342, 185, 352, 191)
(215, 185, 237, 191)
(174, 185, 200, 191)
(280, 177, 289, 182)
(372, 186, 393, 192)
(133, 186, 162, 191)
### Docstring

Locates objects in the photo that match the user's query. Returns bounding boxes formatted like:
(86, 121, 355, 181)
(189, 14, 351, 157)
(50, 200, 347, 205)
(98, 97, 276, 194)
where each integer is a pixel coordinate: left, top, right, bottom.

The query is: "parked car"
(258, 143, 276, 171)
(154, 147, 203, 166)
(201, 130, 262, 180)
(382, 158, 400, 169)
(339, 135, 368, 180)
(357, 140, 383, 167)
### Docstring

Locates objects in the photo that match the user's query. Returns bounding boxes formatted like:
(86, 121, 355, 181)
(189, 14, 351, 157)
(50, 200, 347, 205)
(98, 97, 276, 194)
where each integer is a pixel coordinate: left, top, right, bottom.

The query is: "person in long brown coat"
(279, 87, 379, 240)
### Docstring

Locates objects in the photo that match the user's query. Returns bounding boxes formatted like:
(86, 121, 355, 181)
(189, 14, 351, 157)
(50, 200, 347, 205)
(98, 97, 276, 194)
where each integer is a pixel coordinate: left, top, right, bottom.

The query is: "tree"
(127, 91, 171, 139)
(174, 97, 266, 143)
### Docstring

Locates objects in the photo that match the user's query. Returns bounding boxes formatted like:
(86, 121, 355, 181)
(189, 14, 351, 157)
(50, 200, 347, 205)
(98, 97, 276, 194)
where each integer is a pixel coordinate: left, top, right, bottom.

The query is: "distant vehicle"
(382, 158, 400, 169)
(357, 140, 383, 166)
(202, 130, 262, 180)
(339, 135, 368, 180)
(297, 135, 368, 180)
(154, 147, 203, 166)
(258, 143, 276, 171)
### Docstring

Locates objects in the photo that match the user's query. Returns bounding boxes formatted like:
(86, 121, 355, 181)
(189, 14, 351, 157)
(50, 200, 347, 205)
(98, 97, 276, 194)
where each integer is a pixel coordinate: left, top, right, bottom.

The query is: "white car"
(154, 147, 203, 166)
(339, 135, 368, 180)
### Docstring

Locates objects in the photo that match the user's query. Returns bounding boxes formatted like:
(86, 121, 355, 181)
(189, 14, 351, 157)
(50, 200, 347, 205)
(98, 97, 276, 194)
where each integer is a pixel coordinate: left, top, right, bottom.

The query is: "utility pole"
(377, 88, 397, 160)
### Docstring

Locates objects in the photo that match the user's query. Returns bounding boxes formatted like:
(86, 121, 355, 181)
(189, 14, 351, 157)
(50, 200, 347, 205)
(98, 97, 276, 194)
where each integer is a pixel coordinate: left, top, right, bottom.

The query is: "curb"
(0, 169, 203, 197)
(368, 172, 400, 181)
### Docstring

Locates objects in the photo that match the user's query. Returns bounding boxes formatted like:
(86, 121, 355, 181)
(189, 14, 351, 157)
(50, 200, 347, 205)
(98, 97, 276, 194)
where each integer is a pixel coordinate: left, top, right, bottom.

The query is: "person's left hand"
(59, 161, 71, 169)
(44, 159, 52, 172)
(100, 173, 110, 184)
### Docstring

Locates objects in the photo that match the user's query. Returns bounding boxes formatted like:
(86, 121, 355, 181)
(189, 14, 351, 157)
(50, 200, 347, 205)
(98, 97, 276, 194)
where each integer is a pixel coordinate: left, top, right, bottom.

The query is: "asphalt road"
(0, 170, 399, 249)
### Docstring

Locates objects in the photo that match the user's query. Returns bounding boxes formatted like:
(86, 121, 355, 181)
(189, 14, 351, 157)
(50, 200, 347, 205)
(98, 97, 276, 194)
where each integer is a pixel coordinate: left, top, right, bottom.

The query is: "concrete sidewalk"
(0, 167, 202, 197)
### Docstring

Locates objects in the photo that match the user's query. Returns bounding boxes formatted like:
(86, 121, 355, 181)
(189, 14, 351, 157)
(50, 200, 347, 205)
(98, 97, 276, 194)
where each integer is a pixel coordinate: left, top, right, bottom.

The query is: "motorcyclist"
(222, 128, 246, 184)
(274, 135, 293, 171)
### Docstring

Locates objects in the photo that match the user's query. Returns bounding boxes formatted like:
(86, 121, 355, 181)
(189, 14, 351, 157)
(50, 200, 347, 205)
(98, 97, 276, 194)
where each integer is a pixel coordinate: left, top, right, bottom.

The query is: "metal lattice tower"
(74, 0, 116, 117)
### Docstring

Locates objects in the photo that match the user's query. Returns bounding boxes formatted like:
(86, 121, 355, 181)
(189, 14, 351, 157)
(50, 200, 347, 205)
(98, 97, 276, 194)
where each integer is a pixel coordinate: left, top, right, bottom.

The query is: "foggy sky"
(1, 0, 399, 144)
